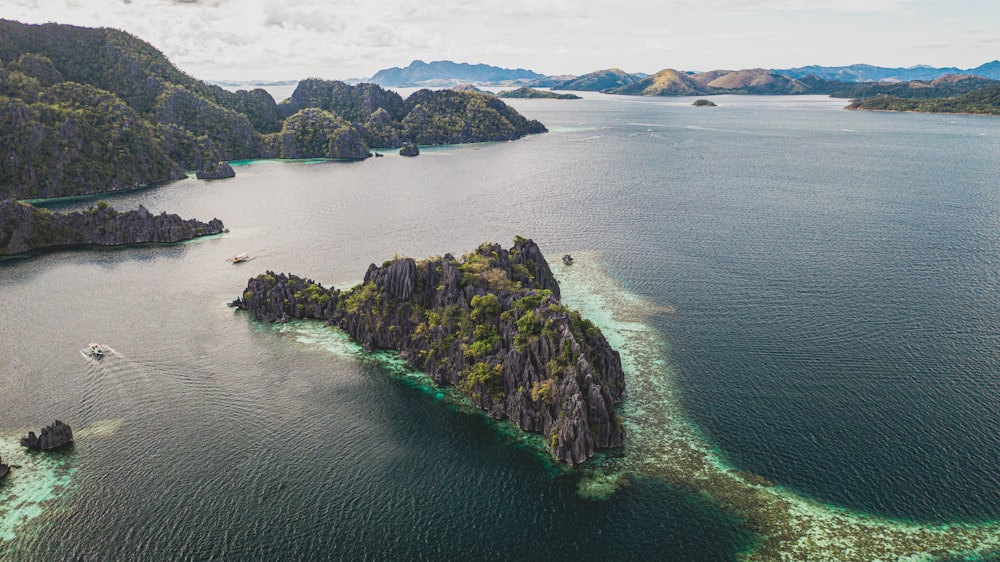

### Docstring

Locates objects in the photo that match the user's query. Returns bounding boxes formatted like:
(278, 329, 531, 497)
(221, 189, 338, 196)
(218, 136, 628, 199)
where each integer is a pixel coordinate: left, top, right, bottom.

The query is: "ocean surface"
(1, 93, 998, 560)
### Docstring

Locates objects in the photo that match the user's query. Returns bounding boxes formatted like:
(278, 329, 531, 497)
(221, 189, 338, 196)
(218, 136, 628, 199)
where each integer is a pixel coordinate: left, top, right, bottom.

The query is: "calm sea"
(1, 93, 998, 560)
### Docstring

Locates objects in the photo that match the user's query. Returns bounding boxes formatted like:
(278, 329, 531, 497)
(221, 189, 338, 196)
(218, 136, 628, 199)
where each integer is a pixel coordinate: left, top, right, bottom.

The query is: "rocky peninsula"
(0, 199, 225, 256)
(398, 142, 419, 157)
(232, 238, 625, 465)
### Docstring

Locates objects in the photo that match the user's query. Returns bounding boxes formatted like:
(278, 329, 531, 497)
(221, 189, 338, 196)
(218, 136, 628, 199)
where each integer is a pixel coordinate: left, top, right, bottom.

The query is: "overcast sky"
(4, 0, 999, 81)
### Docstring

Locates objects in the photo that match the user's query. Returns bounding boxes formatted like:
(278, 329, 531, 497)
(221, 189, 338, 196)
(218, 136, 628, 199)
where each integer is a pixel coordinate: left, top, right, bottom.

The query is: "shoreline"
(252, 249, 1000, 559)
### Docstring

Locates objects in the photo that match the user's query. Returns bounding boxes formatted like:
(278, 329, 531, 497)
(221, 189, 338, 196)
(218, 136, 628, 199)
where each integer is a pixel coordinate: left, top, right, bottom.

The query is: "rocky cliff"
(0, 21, 548, 200)
(21, 420, 73, 451)
(232, 239, 625, 465)
(196, 161, 236, 180)
(0, 199, 225, 255)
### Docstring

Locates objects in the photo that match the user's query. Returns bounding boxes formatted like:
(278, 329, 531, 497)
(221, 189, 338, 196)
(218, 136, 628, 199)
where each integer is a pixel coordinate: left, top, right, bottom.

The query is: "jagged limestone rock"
(0, 199, 225, 255)
(399, 142, 419, 157)
(233, 239, 625, 465)
(21, 420, 73, 451)
(195, 161, 236, 180)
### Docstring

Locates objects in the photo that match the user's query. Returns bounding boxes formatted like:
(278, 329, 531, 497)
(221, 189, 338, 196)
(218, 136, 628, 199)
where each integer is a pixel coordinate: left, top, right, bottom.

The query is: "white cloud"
(355, 24, 400, 48)
(2, 0, 996, 80)
(707, 0, 914, 12)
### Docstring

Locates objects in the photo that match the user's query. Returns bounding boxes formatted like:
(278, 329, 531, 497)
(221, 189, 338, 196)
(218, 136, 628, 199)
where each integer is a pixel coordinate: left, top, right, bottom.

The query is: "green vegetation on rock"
(0, 20, 548, 200)
(0, 78, 185, 199)
(496, 87, 581, 100)
(233, 238, 624, 465)
(400, 89, 547, 144)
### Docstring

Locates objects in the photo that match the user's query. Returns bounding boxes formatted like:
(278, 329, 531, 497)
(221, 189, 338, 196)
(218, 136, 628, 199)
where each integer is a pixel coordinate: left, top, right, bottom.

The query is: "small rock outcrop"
(195, 161, 236, 180)
(399, 142, 420, 157)
(0, 456, 9, 479)
(0, 199, 225, 256)
(692, 99, 717, 107)
(21, 420, 73, 451)
(233, 238, 625, 465)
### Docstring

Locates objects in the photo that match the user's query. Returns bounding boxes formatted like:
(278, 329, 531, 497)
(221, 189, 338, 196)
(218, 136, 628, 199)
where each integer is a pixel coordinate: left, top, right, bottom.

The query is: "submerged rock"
(195, 161, 236, 180)
(0, 199, 225, 256)
(233, 238, 625, 465)
(21, 420, 74, 451)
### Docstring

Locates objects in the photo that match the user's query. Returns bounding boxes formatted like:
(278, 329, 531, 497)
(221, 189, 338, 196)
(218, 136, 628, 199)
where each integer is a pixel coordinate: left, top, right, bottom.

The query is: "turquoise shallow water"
(2, 94, 999, 559)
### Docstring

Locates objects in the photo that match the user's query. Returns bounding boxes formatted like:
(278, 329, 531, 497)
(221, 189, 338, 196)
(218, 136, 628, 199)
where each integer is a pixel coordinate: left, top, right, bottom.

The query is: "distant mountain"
(969, 60, 1000, 80)
(775, 61, 1000, 83)
(594, 68, 816, 96)
(547, 69, 639, 92)
(529, 74, 577, 88)
(369, 60, 544, 87)
(496, 87, 580, 100)
(610, 69, 702, 96)
(699, 68, 811, 95)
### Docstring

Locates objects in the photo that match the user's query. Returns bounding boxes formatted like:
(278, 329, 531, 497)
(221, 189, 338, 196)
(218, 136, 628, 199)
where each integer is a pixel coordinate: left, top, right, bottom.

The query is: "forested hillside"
(0, 20, 546, 200)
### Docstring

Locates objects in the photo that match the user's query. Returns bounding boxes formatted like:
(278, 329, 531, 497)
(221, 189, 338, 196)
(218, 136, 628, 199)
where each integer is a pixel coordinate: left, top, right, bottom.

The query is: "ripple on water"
(552, 252, 1000, 561)
(0, 419, 121, 553)
(230, 255, 1000, 561)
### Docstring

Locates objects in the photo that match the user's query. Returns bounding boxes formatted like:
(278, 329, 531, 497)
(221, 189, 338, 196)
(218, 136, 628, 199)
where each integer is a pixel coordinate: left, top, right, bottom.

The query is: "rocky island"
(195, 161, 236, 180)
(0, 20, 548, 200)
(845, 83, 1000, 115)
(0, 199, 225, 256)
(232, 238, 625, 465)
(20, 420, 73, 451)
(496, 87, 581, 100)
(398, 142, 419, 157)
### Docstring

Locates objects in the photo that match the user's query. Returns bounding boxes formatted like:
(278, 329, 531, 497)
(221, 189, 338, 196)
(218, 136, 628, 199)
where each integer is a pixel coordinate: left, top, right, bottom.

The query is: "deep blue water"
(1, 93, 998, 559)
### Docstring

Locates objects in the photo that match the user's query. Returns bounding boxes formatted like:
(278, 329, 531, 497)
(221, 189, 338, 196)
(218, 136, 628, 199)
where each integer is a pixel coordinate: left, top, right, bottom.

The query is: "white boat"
(230, 252, 252, 264)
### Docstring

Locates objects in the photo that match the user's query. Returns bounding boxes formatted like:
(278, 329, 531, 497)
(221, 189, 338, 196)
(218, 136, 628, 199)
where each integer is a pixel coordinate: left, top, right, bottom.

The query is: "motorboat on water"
(230, 252, 252, 264)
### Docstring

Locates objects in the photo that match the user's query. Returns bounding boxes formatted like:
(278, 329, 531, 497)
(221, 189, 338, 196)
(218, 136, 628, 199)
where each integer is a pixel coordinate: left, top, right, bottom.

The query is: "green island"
(846, 83, 1000, 115)
(232, 238, 626, 465)
(0, 20, 547, 200)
